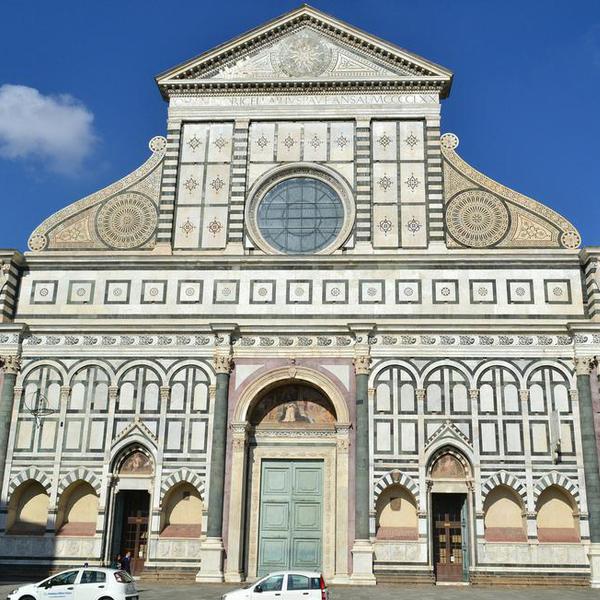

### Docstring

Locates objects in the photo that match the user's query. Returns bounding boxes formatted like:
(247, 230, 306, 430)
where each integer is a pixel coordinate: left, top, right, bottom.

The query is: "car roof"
(54, 567, 120, 574)
(265, 571, 322, 577)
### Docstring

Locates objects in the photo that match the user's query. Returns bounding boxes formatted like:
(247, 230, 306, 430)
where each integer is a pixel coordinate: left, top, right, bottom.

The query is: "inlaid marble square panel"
(396, 280, 421, 304)
(544, 279, 571, 304)
(400, 204, 427, 248)
(372, 163, 398, 204)
(206, 123, 233, 163)
(303, 122, 328, 162)
(373, 205, 399, 248)
(277, 123, 302, 162)
(174, 207, 201, 249)
(104, 280, 130, 304)
(323, 280, 348, 304)
(67, 281, 95, 304)
(177, 280, 203, 304)
(177, 164, 204, 205)
(433, 280, 459, 304)
(213, 280, 239, 304)
(372, 121, 397, 161)
(249, 123, 276, 162)
(141, 280, 167, 304)
(399, 121, 425, 161)
(329, 122, 354, 162)
(181, 124, 208, 163)
(287, 280, 312, 304)
(31, 280, 58, 304)
(359, 280, 385, 304)
(204, 164, 230, 205)
(507, 279, 534, 304)
(469, 280, 497, 304)
(399, 162, 426, 203)
(201, 206, 228, 249)
(250, 280, 276, 304)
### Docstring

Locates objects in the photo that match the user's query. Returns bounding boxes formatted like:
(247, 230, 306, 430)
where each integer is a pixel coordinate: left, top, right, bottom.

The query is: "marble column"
(575, 357, 600, 587)
(0, 355, 20, 489)
(351, 352, 376, 584)
(197, 351, 233, 582)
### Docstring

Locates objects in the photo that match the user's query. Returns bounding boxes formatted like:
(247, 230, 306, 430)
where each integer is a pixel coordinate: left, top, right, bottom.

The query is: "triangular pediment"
(156, 5, 452, 96)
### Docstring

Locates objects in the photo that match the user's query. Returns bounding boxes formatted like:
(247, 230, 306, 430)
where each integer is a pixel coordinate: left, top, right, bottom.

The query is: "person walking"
(111, 554, 122, 570)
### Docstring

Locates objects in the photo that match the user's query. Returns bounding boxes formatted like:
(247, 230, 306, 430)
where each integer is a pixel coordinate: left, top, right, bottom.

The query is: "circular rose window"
(256, 177, 344, 254)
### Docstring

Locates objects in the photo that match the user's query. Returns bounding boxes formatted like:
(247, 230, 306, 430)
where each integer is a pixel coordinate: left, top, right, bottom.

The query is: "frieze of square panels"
(371, 120, 427, 249)
(173, 122, 234, 250)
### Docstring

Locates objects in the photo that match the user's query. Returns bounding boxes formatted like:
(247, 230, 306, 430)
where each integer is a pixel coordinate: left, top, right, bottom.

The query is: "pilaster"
(0, 354, 20, 487)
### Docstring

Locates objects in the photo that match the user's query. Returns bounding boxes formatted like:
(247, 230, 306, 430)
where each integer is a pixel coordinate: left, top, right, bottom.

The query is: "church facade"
(2, 5, 600, 587)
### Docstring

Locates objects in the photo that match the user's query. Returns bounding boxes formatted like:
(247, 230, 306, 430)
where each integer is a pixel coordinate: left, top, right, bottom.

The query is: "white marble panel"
(276, 123, 302, 161)
(399, 162, 426, 203)
(204, 164, 230, 205)
(399, 121, 425, 160)
(560, 422, 573, 453)
(249, 122, 276, 162)
(40, 420, 57, 450)
(166, 421, 183, 450)
(375, 384, 391, 412)
(190, 421, 206, 451)
(177, 164, 204, 206)
(303, 122, 328, 162)
(64, 420, 82, 450)
(207, 123, 233, 163)
(505, 422, 522, 453)
(89, 421, 105, 451)
(201, 205, 228, 249)
(173, 207, 201, 249)
(247, 163, 275, 188)
(372, 121, 397, 161)
(480, 422, 497, 453)
(375, 421, 392, 452)
(400, 204, 427, 248)
(531, 422, 549, 453)
(372, 163, 398, 204)
(400, 422, 416, 452)
(181, 124, 208, 163)
(16, 421, 33, 450)
(329, 122, 354, 162)
(329, 162, 354, 188)
(373, 205, 399, 248)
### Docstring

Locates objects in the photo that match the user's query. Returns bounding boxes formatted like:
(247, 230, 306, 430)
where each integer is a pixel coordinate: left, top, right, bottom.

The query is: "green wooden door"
(258, 460, 323, 576)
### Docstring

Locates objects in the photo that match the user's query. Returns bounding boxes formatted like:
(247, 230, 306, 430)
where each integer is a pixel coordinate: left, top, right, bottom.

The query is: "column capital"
(469, 388, 479, 401)
(160, 386, 171, 402)
(353, 355, 371, 376)
(108, 386, 119, 401)
(570, 388, 579, 402)
(0, 354, 21, 375)
(213, 353, 234, 374)
(519, 389, 529, 402)
(416, 388, 426, 402)
(60, 386, 71, 402)
(575, 356, 596, 376)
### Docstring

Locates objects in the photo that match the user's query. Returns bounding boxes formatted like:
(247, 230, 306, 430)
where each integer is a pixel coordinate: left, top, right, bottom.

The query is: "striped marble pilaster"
(228, 120, 249, 245)
(156, 124, 182, 246)
(425, 117, 444, 244)
(354, 119, 372, 245)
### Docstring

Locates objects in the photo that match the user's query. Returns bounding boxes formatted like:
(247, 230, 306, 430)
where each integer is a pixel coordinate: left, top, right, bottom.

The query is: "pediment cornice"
(156, 5, 452, 98)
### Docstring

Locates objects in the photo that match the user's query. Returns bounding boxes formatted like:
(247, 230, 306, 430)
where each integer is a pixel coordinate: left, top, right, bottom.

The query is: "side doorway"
(432, 493, 469, 582)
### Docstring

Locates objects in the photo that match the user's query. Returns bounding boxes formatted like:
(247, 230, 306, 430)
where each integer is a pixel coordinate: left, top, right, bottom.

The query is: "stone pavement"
(0, 582, 599, 599)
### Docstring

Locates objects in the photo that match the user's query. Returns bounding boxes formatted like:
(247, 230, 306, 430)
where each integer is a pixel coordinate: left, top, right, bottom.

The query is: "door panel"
(258, 460, 323, 575)
(432, 494, 467, 582)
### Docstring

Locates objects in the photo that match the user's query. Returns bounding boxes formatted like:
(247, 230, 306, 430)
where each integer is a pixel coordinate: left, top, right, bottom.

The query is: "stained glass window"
(256, 177, 344, 254)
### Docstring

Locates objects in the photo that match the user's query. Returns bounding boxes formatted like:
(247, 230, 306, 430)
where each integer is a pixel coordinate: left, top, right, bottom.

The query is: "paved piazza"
(0, 583, 598, 600)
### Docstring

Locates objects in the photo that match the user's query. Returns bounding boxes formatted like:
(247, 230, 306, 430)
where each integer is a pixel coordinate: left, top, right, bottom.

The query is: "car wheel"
(20, 596, 36, 600)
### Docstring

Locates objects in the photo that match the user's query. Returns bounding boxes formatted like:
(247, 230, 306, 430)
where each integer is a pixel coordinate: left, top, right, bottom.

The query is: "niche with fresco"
(250, 383, 336, 428)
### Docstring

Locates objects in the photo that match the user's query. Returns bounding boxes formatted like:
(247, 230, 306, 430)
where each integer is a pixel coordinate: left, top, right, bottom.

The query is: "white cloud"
(0, 84, 97, 174)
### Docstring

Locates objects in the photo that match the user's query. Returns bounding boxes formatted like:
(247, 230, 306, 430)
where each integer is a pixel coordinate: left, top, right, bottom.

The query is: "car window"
(259, 574, 284, 592)
(81, 570, 106, 584)
(287, 575, 310, 590)
(114, 571, 134, 583)
(310, 577, 321, 589)
(47, 570, 79, 586)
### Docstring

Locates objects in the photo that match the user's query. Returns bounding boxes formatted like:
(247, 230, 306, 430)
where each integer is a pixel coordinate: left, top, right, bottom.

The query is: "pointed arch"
(481, 471, 527, 504)
(160, 469, 205, 504)
(8, 467, 52, 499)
(57, 467, 102, 496)
(534, 471, 580, 507)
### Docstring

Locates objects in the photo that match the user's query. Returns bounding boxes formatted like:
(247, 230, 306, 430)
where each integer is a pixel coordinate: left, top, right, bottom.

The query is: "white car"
(223, 571, 329, 600)
(7, 567, 138, 600)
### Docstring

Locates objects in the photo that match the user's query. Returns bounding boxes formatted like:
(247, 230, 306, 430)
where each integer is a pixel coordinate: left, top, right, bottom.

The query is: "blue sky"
(1, 0, 599, 250)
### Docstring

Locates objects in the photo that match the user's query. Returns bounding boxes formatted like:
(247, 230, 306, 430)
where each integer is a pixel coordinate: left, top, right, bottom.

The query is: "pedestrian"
(111, 554, 121, 570)
(121, 550, 132, 574)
